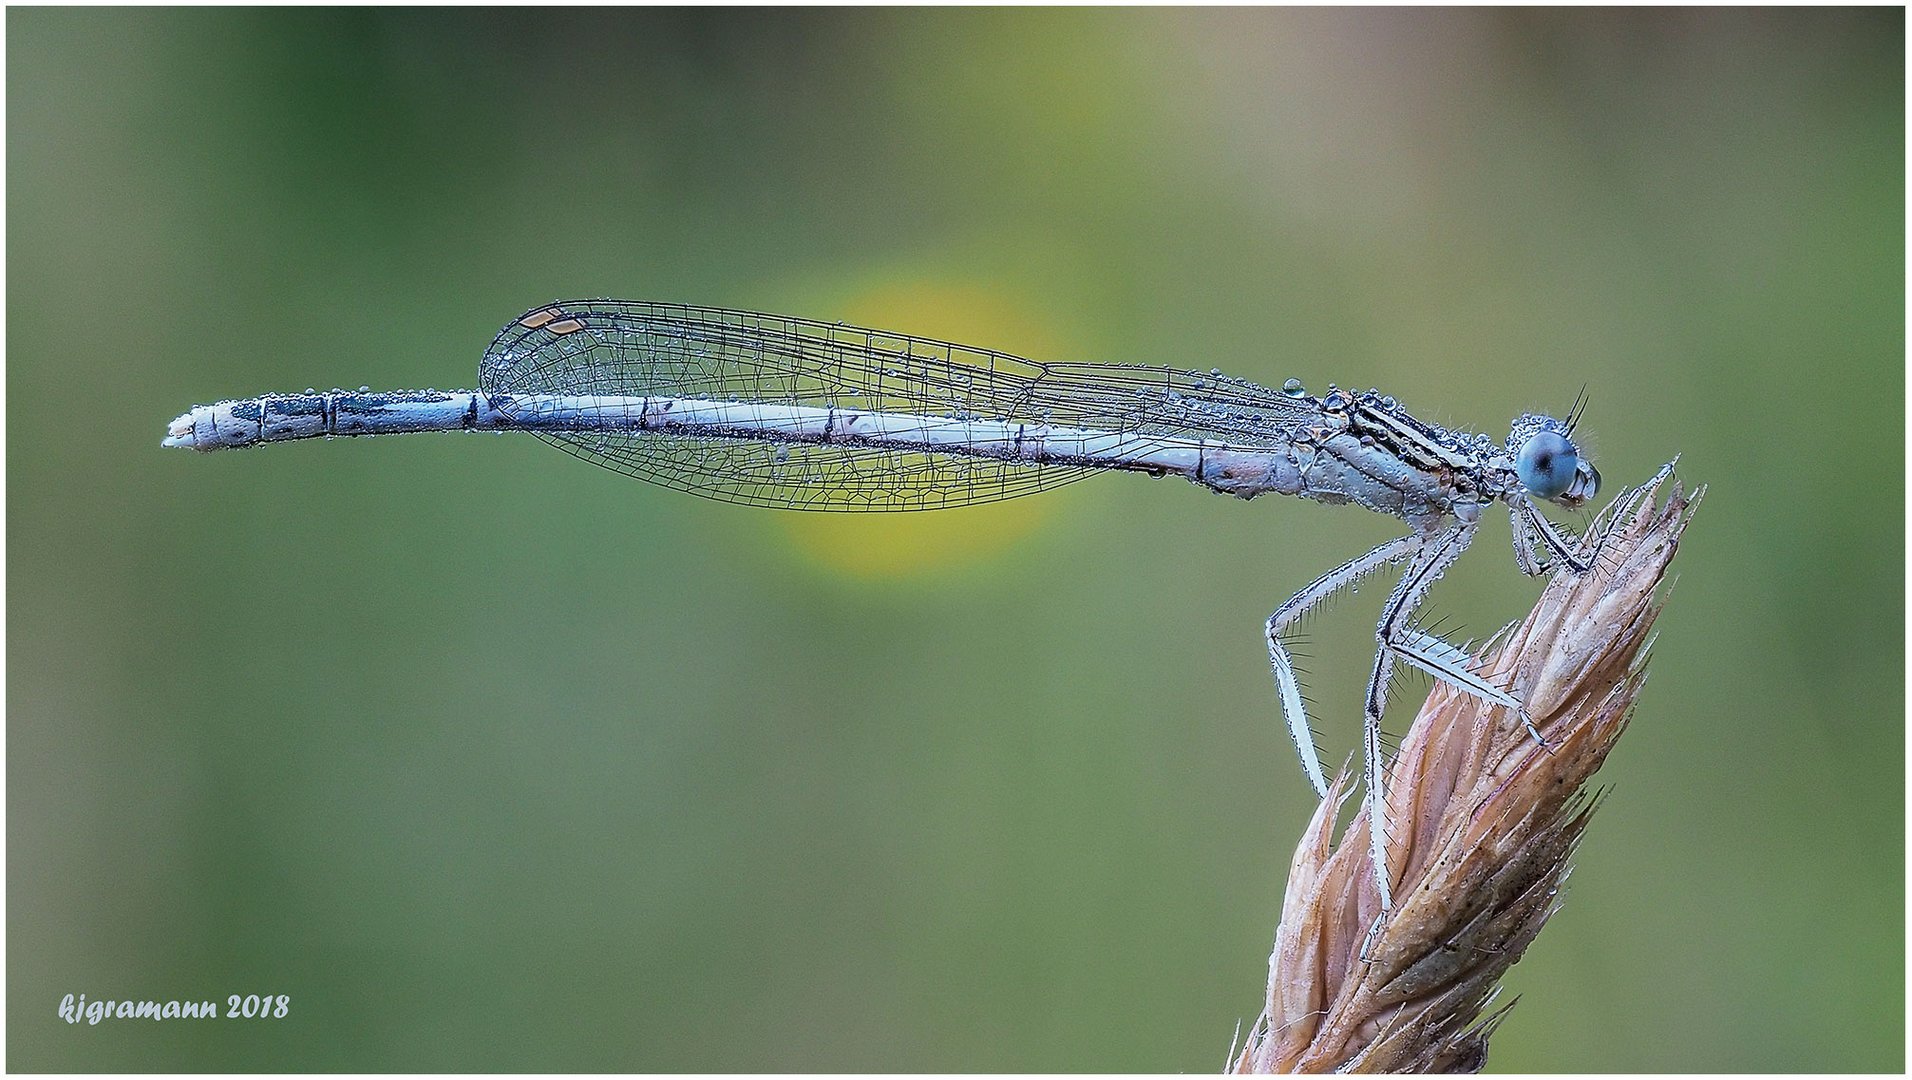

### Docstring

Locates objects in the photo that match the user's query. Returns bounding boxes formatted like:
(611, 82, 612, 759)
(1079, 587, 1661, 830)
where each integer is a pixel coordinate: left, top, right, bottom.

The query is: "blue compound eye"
(1517, 430, 1578, 499)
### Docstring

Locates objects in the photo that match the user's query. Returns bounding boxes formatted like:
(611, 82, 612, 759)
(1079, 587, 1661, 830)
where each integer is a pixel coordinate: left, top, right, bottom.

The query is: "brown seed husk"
(1230, 472, 1698, 1074)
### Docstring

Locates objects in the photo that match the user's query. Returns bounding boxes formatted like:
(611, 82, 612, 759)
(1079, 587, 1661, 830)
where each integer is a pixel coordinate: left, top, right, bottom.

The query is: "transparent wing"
(478, 299, 1318, 511)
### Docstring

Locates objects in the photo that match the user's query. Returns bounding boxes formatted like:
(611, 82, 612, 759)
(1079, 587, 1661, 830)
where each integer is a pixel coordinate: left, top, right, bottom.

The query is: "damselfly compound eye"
(1517, 430, 1578, 499)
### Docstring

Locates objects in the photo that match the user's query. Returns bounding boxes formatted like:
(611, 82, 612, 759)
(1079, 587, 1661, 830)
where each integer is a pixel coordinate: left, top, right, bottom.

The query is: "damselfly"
(165, 299, 1636, 907)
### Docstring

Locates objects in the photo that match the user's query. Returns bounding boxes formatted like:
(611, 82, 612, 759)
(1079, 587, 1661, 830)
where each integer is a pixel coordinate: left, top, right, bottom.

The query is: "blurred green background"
(8, 8, 1901, 1072)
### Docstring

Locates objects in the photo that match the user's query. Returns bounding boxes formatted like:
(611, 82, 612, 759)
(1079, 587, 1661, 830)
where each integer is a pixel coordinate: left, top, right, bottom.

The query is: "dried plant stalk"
(1230, 473, 1698, 1074)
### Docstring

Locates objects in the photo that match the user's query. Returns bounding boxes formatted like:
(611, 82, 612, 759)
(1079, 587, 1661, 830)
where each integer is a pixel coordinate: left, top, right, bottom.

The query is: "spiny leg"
(1509, 502, 1548, 578)
(1514, 498, 1602, 575)
(1265, 534, 1423, 797)
(1391, 628, 1525, 714)
(1362, 523, 1478, 910)
(1391, 621, 1550, 751)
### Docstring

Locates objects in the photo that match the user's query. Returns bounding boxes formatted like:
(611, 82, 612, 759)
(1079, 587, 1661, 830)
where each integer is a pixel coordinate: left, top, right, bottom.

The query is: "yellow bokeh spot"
(777, 280, 1073, 580)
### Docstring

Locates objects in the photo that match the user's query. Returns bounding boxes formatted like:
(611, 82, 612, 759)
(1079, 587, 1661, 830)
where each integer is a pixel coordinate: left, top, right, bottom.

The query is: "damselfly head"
(1507, 414, 1599, 508)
